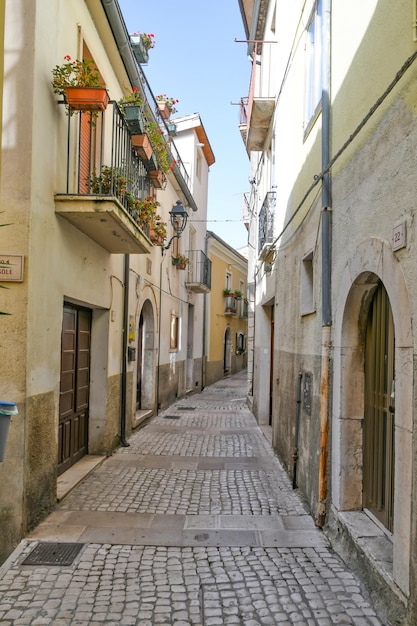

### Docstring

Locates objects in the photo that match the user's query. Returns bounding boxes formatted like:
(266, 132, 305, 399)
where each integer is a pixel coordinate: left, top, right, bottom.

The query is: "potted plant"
(51, 55, 109, 113)
(172, 254, 189, 270)
(88, 166, 136, 212)
(223, 288, 232, 296)
(130, 31, 155, 64)
(156, 94, 179, 120)
(146, 121, 174, 173)
(133, 196, 160, 234)
(118, 87, 145, 135)
(149, 216, 167, 246)
(234, 290, 243, 299)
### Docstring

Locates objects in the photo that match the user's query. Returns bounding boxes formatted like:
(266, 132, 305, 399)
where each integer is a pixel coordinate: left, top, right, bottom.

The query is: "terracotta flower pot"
(64, 86, 109, 111)
(157, 101, 170, 120)
(149, 169, 166, 189)
(149, 229, 164, 246)
(132, 134, 153, 160)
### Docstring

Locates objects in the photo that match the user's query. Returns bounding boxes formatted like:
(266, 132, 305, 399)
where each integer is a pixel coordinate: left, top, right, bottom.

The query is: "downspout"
(202, 232, 212, 390)
(120, 254, 130, 447)
(317, 0, 332, 528)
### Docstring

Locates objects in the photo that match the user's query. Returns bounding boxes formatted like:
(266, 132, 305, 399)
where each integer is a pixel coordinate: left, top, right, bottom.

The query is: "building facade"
(238, 0, 417, 622)
(205, 232, 248, 387)
(0, 0, 212, 562)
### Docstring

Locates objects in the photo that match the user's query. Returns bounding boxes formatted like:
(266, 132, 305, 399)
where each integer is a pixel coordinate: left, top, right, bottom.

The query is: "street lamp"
(163, 200, 188, 251)
(157, 200, 189, 413)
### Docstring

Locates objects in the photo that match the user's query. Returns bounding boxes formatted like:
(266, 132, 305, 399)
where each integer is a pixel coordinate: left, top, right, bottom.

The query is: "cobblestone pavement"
(0, 372, 383, 625)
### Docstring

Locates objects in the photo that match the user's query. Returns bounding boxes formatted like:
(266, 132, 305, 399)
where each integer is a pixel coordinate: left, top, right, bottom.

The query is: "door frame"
(58, 304, 91, 475)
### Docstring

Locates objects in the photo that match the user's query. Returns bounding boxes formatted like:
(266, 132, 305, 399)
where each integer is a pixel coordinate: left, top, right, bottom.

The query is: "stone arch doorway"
(332, 238, 413, 594)
(136, 299, 156, 411)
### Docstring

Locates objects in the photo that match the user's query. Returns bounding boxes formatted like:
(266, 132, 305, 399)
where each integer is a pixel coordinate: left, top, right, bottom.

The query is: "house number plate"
(0, 254, 24, 281)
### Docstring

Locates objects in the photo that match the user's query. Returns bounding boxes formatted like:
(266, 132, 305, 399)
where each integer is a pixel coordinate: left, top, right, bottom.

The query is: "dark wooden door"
(269, 313, 274, 426)
(58, 306, 91, 475)
(136, 311, 144, 409)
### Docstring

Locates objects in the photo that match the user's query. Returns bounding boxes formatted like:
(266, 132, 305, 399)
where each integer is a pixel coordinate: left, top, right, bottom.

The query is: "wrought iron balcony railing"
(239, 298, 248, 318)
(258, 191, 276, 258)
(224, 295, 237, 315)
(185, 250, 211, 293)
(54, 102, 157, 254)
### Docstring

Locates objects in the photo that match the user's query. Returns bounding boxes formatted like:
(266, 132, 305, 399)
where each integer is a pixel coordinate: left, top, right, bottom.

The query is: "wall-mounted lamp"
(163, 200, 188, 251)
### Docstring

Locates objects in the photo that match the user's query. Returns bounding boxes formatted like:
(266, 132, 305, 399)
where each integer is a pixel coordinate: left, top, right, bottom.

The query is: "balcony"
(258, 191, 276, 259)
(55, 194, 151, 254)
(239, 298, 248, 318)
(246, 98, 275, 151)
(239, 40, 275, 152)
(185, 250, 211, 293)
(224, 295, 238, 316)
(54, 102, 154, 254)
(242, 192, 250, 230)
(240, 96, 275, 152)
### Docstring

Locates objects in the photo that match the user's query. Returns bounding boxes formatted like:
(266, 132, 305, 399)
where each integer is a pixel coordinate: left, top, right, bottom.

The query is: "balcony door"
(58, 305, 91, 475)
(363, 282, 395, 532)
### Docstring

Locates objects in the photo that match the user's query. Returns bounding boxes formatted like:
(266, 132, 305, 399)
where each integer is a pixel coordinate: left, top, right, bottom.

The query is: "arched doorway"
(136, 299, 155, 411)
(223, 326, 232, 375)
(332, 238, 413, 595)
(363, 281, 395, 532)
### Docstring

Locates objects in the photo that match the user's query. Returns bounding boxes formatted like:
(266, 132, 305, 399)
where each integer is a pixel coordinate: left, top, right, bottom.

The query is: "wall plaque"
(0, 255, 24, 281)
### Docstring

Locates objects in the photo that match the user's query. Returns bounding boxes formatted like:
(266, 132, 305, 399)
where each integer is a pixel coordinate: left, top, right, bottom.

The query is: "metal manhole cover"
(162, 415, 180, 419)
(22, 542, 84, 566)
(176, 406, 195, 411)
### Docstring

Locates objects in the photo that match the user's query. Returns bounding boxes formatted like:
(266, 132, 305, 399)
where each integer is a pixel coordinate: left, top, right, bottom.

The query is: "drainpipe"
(120, 253, 130, 447)
(293, 372, 303, 489)
(317, 0, 332, 528)
(202, 232, 212, 390)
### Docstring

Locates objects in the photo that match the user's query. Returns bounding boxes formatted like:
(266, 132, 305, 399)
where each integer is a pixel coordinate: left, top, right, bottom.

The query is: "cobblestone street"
(0, 372, 383, 625)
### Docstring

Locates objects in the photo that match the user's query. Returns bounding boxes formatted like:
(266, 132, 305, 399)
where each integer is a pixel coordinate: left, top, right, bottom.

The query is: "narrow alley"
(0, 372, 382, 625)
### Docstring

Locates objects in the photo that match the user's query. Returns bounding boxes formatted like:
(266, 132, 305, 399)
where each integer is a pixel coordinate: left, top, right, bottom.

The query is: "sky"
(118, 0, 251, 251)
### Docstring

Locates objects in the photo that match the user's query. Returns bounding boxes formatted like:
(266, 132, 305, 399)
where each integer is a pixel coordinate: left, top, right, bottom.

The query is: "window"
(304, 0, 323, 128)
(301, 252, 314, 315)
(225, 272, 232, 291)
(238, 280, 245, 316)
(196, 151, 202, 181)
(170, 313, 179, 350)
(236, 332, 246, 355)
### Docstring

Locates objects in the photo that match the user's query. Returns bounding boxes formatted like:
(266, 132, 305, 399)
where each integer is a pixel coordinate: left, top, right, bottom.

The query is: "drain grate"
(22, 542, 84, 566)
(162, 415, 180, 419)
(176, 406, 196, 411)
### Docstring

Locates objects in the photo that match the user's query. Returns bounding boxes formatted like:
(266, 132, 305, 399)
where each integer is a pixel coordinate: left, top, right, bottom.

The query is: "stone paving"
(0, 371, 383, 625)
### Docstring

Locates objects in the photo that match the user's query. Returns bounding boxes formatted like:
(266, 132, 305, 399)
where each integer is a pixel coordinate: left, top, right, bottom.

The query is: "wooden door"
(269, 313, 274, 426)
(136, 311, 144, 409)
(363, 282, 395, 532)
(58, 306, 91, 475)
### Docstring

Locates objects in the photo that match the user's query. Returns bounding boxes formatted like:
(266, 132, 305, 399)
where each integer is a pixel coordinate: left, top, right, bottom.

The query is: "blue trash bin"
(0, 401, 18, 462)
